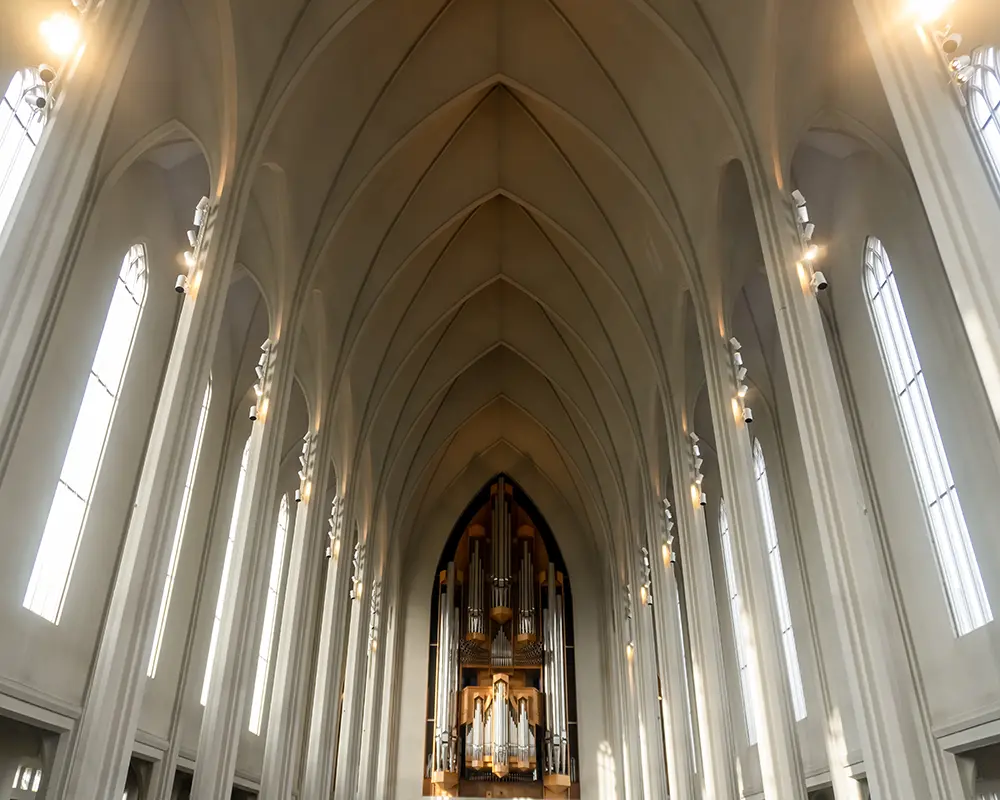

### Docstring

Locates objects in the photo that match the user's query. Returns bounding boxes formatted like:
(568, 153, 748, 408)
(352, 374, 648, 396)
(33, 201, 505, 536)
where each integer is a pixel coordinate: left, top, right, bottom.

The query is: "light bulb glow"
(909, 0, 952, 24)
(662, 542, 670, 565)
(690, 484, 700, 505)
(183, 250, 196, 268)
(258, 398, 269, 421)
(626, 642, 635, 660)
(40, 12, 81, 58)
(732, 397, 742, 420)
(640, 585, 649, 605)
(803, 244, 819, 262)
(332, 539, 341, 560)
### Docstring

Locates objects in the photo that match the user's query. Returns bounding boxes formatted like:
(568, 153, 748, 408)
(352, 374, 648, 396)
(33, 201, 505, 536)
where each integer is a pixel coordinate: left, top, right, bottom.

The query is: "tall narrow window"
(202, 436, 251, 705)
(147, 379, 212, 678)
(248, 493, 290, 734)
(719, 499, 757, 744)
(969, 47, 1000, 185)
(752, 440, 807, 720)
(24, 244, 148, 623)
(0, 69, 47, 230)
(864, 237, 992, 635)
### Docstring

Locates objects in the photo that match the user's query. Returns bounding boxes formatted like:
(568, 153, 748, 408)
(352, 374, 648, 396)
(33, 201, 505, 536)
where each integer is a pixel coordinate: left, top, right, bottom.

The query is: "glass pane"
(24, 245, 148, 623)
(864, 237, 992, 635)
(0, 69, 46, 231)
(148, 380, 212, 678)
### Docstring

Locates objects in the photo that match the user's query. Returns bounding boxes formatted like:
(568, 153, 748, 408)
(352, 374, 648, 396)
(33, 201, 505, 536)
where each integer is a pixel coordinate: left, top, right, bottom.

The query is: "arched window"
(969, 47, 1000, 186)
(147, 378, 212, 678)
(864, 236, 992, 635)
(23, 244, 148, 623)
(752, 439, 807, 720)
(202, 435, 252, 705)
(719, 499, 757, 744)
(0, 69, 48, 230)
(249, 493, 290, 734)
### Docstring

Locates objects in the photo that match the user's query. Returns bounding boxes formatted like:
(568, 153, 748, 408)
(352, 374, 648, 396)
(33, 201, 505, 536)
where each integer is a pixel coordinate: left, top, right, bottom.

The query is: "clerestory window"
(968, 47, 1000, 189)
(719, 499, 758, 744)
(864, 236, 992, 635)
(248, 493, 290, 734)
(752, 439, 807, 720)
(202, 435, 252, 705)
(0, 69, 47, 231)
(147, 378, 212, 678)
(24, 244, 147, 623)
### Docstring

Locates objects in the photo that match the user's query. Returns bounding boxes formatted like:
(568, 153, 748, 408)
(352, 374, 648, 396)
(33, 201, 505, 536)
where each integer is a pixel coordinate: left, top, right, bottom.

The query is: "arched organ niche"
(426, 476, 578, 798)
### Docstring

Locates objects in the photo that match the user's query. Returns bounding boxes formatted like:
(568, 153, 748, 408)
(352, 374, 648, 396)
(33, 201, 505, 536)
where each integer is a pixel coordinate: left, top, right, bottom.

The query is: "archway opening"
(423, 474, 580, 798)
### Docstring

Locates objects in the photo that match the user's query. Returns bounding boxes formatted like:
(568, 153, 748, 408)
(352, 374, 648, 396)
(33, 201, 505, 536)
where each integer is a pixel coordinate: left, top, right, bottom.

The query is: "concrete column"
(747, 172, 964, 798)
(851, 0, 1000, 430)
(259, 431, 332, 799)
(374, 583, 401, 798)
(698, 326, 807, 800)
(356, 578, 386, 799)
(333, 544, 373, 800)
(57, 189, 240, 799)
(191, 338, 297, 800)
(633, 566, 671, 800)
(0, 0, 152, 474)
(670, 441, 738, 800)
(647, 523, 698, 800)
(300, 506, 354, 799)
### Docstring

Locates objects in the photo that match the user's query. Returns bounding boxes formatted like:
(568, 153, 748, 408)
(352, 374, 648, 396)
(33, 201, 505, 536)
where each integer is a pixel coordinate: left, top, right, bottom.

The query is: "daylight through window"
(864, 236, 992, 635)
(202, 436, 252, 705)
(249, 493, 290, 734)
(969, 47, 1000, 187)
(0, 69, 47, 231)
(752, 439, 807, 720)
(148, 379, 213, 678)
(23, 244, 147, 623)
(719, 499, 758, 744)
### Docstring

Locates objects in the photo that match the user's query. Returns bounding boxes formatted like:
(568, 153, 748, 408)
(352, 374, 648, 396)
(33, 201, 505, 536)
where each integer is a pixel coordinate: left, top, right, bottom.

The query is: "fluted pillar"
(259, 429, 332, 798)
(698, 328, 807, 800)
(647, 511, 698, 800)
(300, 501, 353, 799)
(851, 0, 1000, 430)
(333, 540, 373, 800)
(356, 577, 386, 799)
(57, 187, 239, 798)
(748, 171, 963, 797)
(670, 439, 738, 800)
(191, 337, 296, 800)
(0, 0, 152, 473)
(632, 560, 671, 800)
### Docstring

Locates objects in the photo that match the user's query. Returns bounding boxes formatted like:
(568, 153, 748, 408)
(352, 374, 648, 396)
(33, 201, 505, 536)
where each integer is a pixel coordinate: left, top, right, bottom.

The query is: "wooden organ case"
(426, 477, 578, 798)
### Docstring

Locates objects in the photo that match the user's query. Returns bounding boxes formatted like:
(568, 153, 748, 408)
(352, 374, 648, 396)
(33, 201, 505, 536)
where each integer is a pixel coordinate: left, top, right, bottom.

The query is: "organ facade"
(425, 477, 578, 798)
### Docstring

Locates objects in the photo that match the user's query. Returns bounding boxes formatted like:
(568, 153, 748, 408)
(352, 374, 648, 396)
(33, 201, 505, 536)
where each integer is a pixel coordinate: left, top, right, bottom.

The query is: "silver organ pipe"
(430, 479, 572, 794)
(546, 562, 570, 778)
(433, 562, 459, 775)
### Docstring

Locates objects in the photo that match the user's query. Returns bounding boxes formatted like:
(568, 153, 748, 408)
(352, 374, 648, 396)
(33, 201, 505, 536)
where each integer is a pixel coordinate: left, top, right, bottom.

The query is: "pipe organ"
(428, 477, 577, 797)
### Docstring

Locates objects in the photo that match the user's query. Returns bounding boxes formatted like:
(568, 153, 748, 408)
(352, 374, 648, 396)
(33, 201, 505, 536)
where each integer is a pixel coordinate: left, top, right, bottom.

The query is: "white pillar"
(300, 505, 354, 799)
(333, 542, 372, 800)
(191, 339, 296, 800)
(648, 526, 698, 800)
(374, 583, 402, 798)
(56, 190, 239, 799)
(633, 564, 671, 800)
(356, 578, 386, 799)
(698, 327, 807, 800)
(259, 431, 332, 798)
(851, 0, 1000, 430)
(0, 0, 152, 472)
(670, 441, 739, 800)
(749, 174, 964, 798)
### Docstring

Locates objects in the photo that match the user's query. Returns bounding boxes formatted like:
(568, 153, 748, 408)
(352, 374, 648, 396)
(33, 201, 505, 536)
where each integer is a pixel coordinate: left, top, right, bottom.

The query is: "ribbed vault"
(231, 0, 753, 564)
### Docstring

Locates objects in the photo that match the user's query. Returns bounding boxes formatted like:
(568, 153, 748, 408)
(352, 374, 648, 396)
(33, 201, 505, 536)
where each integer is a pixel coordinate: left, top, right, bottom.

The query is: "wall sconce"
(791, 190, 828, 295)
(661, 498, 675, 566)
(326, 496, 344, 559)
(350, 541, 366, 600)
(640, 546, 653, 606)
(730, 338, 753, 423)
(297, 431, 317, 503)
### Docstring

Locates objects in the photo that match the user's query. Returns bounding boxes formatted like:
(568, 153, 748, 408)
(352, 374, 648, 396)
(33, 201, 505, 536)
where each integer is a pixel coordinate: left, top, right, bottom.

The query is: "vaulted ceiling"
(86, 0, 898, 565)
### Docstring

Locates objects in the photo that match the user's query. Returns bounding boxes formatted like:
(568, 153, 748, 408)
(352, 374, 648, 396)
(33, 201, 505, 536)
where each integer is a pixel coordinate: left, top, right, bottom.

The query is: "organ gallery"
(425, 477, 579, 798)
